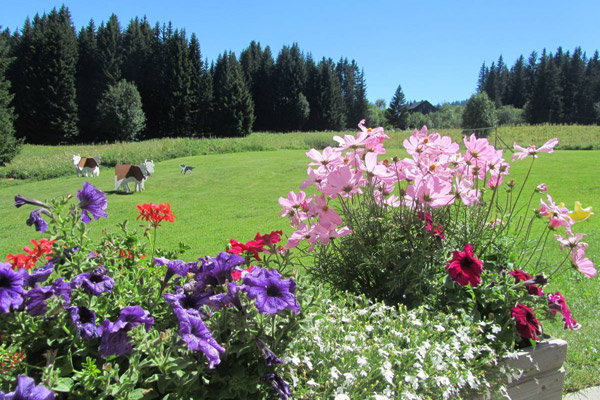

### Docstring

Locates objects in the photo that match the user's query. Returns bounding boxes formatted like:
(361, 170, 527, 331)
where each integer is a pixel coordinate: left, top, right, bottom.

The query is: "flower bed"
(0, 121, 596, 399)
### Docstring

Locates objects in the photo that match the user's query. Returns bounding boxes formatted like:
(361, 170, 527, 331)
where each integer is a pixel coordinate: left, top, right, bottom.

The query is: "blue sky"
(2, 1, 599, 105)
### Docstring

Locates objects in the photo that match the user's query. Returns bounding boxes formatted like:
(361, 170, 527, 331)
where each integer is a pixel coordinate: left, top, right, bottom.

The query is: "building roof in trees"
(407, 100, 438, 114)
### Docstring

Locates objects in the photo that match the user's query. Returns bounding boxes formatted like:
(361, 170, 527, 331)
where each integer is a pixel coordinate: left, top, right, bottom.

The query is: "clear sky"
(2, 0, 599, 105)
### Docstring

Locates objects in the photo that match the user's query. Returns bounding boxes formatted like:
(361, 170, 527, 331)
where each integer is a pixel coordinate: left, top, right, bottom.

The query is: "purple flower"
(22, 263, 54, 288)
(173, 306, 225, 369)
(24, 278, 71, 316)
(256, 338, 282, 366)
(0, 375, 54, 400)
(72, 266, 114, 296)
(14, 195, 49, 209)
(99, 306, 153, 358)
(0, 263, 25, 314)
(77, 182, 108, 223)
(164, 288, 212, 312)
(24, 286, 54, 316)
(261, 373, 291, 400)
(26, 209, 50, 233)
(196, 252, 245, 288)
(154, 258, 191, 284)
(242, 267, 300, 315)
(209, 282, 243, 311)
(66, 306, 99, 339)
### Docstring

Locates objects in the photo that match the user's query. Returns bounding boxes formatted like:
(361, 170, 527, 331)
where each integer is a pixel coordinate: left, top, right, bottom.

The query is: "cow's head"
(72, 154, 81, 165)
(141, 159, 155, 177)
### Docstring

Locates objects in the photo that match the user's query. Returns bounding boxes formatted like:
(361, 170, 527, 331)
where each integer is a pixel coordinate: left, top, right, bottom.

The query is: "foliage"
(462, 92, 498, 134)
(1, 185, 302, 398)
(497, 105, 524, 126)
(283, 293, 512, 399)
(0, 32, 22, 165)
(280, 121, 596, 354)
(96, 80, 146, 141)
(385, 85, 408, 130)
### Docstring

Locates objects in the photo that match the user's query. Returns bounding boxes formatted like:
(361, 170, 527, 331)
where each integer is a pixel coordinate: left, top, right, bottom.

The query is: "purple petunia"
(261, 372, 291, 400)
(72, 266, 114, 296)
(256, 338, 282, 366)
(209, 282, 243, 311)
(22, 262, 54, 288)
(0, 375, 54, 400)
(196, 252, 245, 288)
(26, 209, 50, 233)
(172, 306, 225, 369)
(77, 182, 108, 223)
(0, 263, 25, 314)
(14, 195, 49, 209)
(154, 257, 191, 284)
(66, 306, 100, 339)
(242, 267, 300, 315)
(24, 278, 72, 316)
(164, 288, 212, 312)
(99, 306, 154, 358)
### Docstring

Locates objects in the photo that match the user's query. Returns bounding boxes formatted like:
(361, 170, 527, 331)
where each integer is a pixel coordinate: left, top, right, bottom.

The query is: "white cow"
(114, 160, 155, 192)
(72, 155, 101, 177)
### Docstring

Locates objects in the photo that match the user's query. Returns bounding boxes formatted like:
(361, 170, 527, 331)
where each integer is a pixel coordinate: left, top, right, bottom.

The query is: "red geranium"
(512, 303, 541, 341)
(6, 238, 55, 270)
(445, 244, 483, 287)
(137, 203, 176, 227)
(510, 269, 543, 296)
(228, 238, 265, 261)
(254, 230, 283, 247)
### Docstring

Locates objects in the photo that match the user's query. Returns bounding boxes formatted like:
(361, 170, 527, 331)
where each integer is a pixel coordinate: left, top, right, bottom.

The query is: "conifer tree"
(0, 30, 21, 164)
(385, 84, 409, 130)
(274, 44, 307, 131)
(563, 47, 586, 122)
(96, 14, 123, 90)
(188, 33, 212, 135)
(526, 50, 563, 123)
(352, 64, 369, 125)
(477, 62, 488, 93)
(76, 20, 103, 141)
(507, 55, 527, 108)
(212, 51, 254, 137)
(10, 7, 79, 143)
(309, 58, 345, 130)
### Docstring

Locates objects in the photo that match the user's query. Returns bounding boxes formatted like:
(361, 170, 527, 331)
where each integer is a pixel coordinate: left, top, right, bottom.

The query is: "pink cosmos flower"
(405, 176, 455, 209)
(314, 223, 352, 245)
(536, 183, 548, 193)
(512, 138, 559, 161)
(360, 152, 390, 179)
(487, 173, 504, 189)
(284, 224, 319, 251)
(548, 292, 580, 330)
(278, 191, 308, 226)
(333, 132, 369, 150)
(554, 232, 586, 251)
(320, 165, 365, 198)
(307, 195, 343, 226)
(306, 147, 342, 170)
(539, 195, 573, 230)
(300, 167, 327, 190)
(464, 134, 497, 162)
(445, 244, 484, 287)
(570, 243, 596, 278)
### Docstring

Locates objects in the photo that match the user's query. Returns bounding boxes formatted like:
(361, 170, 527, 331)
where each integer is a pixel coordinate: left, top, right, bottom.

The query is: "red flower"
(510, 269, 543, 296)
(254, 230, 283, 247)
(512, 303, 541, 341)
(417, 212, 445, 239)
(228, 238, 265, 261)
(6, 239, 55, 270)
(232, 265, 254, 280)
(137, 203, 176, 227)
(548, 292, 579, 330)
(445, 244, 483, 287)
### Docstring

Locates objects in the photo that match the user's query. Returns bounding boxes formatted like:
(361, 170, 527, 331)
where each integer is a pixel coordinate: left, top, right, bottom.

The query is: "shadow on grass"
(105, 190, 137, 196)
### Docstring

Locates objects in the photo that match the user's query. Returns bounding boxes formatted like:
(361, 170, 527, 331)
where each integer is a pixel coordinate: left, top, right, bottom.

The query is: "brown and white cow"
(114, 160, 155, 192)
(72, 155, 100, 177)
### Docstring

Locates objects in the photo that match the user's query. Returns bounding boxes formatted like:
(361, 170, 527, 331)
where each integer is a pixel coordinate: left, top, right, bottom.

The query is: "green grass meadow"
(0, 131, 599, 392)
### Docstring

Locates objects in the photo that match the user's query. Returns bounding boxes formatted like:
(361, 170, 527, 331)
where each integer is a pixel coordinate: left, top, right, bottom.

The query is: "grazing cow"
(114, 160, 155, 192)
(72, 155, 101, 177)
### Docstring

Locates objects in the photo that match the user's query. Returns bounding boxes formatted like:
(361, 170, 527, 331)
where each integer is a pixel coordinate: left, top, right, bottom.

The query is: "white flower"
(307, 379, 320, 387)
(343, 372, 356, 385)
(331, 366, 342, 380)
(366, 325, 374, 332)
(357, 356, 368, 367)
(334, 394, 351, 400)
(373, 395, 391, 400)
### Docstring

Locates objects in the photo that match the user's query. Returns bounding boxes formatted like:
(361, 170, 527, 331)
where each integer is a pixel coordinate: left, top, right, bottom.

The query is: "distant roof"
(407, 100, 435, 110)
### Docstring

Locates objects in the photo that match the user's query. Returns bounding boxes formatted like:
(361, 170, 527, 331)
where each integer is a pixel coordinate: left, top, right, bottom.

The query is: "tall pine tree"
(188, 33, 212, 136)
(76, 20, 103, 141)
(0, 29, 21, 164)
(385, 84, 409, 130)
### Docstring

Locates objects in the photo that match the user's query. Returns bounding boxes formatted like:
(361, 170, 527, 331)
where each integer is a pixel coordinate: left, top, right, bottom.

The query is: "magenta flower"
(512, 303, 541, 341)
(445, 244, 484, 287)
(77, 182, 108, 223)
(536, 183, 548, 193)
(0, 375, 54, 400)
(509, 269, 543, 296)
(548, 292, 580, 330)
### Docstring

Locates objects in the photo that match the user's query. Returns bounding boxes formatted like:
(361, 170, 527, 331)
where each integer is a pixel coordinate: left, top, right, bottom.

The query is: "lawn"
(1, 142, 599, 392)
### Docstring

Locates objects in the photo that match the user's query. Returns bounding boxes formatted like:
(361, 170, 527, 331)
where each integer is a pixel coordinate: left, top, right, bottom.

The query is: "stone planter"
(503, 338, 568, 399)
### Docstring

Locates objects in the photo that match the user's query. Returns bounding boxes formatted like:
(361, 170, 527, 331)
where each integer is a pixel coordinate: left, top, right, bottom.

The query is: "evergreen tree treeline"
(477, 47, 600, 124)
(2, 7, 370, 144)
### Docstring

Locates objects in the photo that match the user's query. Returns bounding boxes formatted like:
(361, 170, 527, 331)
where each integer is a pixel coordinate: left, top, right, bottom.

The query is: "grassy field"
(1, 124, 599, 184)
(0, 132, 599, 392)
